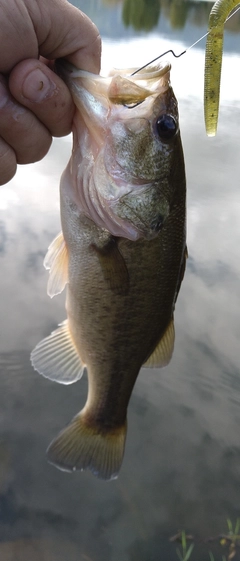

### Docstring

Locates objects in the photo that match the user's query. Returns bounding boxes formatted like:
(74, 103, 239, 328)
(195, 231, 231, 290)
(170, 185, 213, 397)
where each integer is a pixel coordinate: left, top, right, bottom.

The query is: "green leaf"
(234, 517, 240, 535)
(176, 547, 184, 561)
(185, 543, 194, 561)
(181, 531, 186, 551)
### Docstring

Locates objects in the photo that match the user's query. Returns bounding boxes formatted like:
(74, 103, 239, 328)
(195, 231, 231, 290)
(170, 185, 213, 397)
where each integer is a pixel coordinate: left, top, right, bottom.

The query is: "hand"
(0, 0, 101, 185)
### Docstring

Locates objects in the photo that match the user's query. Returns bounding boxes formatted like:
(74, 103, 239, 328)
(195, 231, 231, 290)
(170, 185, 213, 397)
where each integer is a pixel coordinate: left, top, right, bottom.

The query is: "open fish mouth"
(56, 58, 171, 81)
(56, 59, 171, 106)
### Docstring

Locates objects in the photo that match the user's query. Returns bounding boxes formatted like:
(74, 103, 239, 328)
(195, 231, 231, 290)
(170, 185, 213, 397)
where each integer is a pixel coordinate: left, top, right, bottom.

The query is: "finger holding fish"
(9, 58, 75, 138)
(0, 60, 71, 184)
(0, 138, 16, 186)
(0, 0, 101, 185)
(0, 72, 52, 177)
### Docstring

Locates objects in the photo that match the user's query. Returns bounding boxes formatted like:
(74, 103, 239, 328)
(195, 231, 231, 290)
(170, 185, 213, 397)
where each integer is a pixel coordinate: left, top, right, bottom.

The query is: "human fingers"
(9, 59, 75, 138)
(0, 139, 17, 185)
(0, 74, 52, 170)
(0, 0, 101, 75)
(29, 0, 101, 74)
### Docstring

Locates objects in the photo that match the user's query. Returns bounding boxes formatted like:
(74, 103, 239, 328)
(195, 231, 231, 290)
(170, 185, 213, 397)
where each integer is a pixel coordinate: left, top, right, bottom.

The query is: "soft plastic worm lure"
(204, 0, 240, 136)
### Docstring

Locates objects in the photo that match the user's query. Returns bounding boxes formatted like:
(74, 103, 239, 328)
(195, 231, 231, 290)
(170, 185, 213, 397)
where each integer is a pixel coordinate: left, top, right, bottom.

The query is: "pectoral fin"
(31, 320, 85, 384)
(44, 232, 68, 298)
(143, 319, 175, 368)
(92, 237, 129, 294)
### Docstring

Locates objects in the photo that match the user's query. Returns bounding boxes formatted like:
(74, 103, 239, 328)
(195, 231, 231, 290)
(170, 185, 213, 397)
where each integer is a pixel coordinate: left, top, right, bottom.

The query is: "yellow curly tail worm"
(204, 0, 240, 136)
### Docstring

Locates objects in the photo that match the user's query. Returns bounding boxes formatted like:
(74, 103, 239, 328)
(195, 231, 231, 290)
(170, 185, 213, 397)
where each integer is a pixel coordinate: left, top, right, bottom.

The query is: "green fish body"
(31, 61, 186, 480)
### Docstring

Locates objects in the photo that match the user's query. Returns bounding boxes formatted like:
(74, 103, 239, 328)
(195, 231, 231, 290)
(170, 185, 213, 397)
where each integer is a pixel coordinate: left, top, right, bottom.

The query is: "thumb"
(33, 0, 101, 74)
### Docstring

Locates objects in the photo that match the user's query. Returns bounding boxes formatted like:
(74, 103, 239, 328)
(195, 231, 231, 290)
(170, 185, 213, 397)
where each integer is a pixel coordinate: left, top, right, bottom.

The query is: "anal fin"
(44, 232, 68, 298)
(31, 320, 85, 384)
(143, 319, 175, 368)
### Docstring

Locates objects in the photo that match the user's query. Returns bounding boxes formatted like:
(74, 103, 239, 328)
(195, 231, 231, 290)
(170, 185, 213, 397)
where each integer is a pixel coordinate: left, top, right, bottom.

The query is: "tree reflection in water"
(122, 0, 160, 31)
(102, 0, 240, 33)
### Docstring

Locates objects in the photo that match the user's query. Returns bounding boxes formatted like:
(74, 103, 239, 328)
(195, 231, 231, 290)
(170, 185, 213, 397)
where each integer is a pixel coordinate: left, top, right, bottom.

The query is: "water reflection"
(72, 0, 240, 34)
(1, 0, 240, 558)
(122, 0, 161, 31)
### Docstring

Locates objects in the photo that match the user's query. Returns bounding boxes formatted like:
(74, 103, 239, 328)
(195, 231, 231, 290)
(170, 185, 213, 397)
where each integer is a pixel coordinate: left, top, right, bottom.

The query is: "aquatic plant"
(176, 531, 194, 561)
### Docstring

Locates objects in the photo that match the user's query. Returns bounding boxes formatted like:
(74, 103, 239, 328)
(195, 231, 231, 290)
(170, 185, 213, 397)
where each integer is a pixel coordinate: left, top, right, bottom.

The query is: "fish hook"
(123, 49, 186, 109)
(129, 49, 186, 77)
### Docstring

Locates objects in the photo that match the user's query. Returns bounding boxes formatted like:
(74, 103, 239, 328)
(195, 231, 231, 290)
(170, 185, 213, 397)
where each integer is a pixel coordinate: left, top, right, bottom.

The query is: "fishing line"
(131, 5, 240, 77)
(130, 49, 186, 76)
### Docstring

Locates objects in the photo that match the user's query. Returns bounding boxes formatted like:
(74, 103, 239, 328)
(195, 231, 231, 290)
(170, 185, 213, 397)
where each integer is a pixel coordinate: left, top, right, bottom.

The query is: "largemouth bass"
(31, 60, 187, 480)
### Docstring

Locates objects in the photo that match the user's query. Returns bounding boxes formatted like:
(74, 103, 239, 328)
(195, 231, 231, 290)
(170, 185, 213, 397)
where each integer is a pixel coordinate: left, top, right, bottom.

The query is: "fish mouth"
(55, 59, 171, 105)
(56, 58, 170, 81)
(111, 63, 171, 80)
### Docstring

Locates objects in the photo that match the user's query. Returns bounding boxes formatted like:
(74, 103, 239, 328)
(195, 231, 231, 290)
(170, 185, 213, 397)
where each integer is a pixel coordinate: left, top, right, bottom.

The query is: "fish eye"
(156, 115, 177, 140)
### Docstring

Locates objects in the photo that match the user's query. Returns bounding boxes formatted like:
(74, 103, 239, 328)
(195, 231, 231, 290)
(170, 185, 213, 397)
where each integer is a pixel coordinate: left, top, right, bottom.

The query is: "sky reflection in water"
(0, 10, 240, 561)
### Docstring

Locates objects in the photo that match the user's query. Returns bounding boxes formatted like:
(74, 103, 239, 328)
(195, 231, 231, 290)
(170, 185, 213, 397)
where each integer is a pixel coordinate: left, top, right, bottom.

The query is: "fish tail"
(47, 413, 127, 481)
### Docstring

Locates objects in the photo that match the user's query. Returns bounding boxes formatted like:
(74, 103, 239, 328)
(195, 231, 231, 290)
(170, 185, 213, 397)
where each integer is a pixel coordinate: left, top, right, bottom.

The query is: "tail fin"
(47, 413, 127, 481)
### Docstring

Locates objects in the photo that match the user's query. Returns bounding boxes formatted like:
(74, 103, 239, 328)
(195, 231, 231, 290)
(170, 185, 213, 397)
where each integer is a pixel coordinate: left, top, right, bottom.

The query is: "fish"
(204, 0, 239, 136)
(31, 60, 187, 480)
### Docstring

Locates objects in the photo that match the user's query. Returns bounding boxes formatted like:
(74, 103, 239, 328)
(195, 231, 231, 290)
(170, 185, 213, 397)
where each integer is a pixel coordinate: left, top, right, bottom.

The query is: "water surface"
(1, 1, 240, 559)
